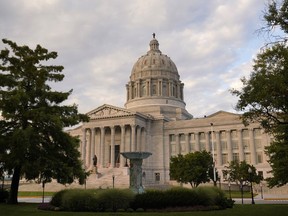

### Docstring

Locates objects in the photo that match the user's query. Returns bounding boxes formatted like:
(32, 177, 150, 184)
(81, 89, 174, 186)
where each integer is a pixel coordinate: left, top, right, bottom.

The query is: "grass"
(1, 203, 288, 216)
(224, 190, 253, 198)
(18, 191, 55, 197)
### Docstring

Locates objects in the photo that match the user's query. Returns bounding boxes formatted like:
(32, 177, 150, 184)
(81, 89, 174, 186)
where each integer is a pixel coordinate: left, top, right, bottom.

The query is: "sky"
(0, 0, 270, 118)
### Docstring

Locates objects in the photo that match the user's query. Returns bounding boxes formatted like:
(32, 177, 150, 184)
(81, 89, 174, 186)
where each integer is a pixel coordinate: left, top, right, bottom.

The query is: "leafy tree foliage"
(223, 161, 262, 188)
(170, 151, 213, 188)
(263, 0, 288, 42)
(231, 0, 288, 188)
(0, 39, 88, 204)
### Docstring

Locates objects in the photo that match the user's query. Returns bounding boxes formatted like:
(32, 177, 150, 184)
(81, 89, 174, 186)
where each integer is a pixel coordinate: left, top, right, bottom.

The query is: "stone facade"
(68, 35, 272, 186)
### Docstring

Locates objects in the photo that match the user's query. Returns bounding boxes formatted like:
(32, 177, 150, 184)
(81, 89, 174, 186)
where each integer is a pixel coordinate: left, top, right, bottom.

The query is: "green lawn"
(1, 203, 288, 216)
(18, 191, 55, 197)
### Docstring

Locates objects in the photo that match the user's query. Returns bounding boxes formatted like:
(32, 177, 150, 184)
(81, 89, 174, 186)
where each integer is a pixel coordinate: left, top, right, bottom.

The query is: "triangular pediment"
(87, 104, 136, 119)
(207, 110, 241, 119)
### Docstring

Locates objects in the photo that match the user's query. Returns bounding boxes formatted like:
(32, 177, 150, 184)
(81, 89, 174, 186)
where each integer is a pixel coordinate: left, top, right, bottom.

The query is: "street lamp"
(227, 173, 231, 199)
(240, 178, 244, 205)
(248, 167, 255, 204)
(210, 123, 216, 185)
(260, 182, 263, 199)
(112, 174, 115, 188)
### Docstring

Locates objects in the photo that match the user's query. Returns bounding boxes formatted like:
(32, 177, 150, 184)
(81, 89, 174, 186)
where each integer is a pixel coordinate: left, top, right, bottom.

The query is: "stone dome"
(125, 34, 192, 120)
(130, 36, 179, 82)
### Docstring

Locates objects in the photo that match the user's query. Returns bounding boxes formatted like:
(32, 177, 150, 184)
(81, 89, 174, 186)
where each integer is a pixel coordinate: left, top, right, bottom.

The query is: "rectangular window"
(180, 134, 185, 141)
(232, 140, 239, 150)
(258, 171, 264, 178)
(255, 139, 262, 149)
(231, 130, 237, 139)
(210, 141, 217, 151)
(221, 141, 227, 150)
(242, 129, 249, 138)
(254, 128, 261, 137)
(190, 142, 195, 152)
(190, 133, 195, 141)
(257, 152, 263, 164)
(155, 173, 160, 182)
(180, 143, 186, 153)
(233, 153, 239, 162)
(222, 154, 228, 164)
(244, 153, 251, 163)
(170, 144, 176, 155)
(200, 141, 206, 151)
(169, 134, 175, 142)
(199, 132, 205, 140)
(220, 131, 226, 139)
(243, 140, 250, 151)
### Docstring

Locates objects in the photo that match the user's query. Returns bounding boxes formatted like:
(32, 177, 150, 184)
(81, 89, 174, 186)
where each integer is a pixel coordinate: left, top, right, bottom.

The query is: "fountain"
(120, 152, 152, 193)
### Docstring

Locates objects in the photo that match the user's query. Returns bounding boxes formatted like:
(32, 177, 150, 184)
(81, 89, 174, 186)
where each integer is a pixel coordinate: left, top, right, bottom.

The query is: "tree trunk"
(7, 165, 21, 204)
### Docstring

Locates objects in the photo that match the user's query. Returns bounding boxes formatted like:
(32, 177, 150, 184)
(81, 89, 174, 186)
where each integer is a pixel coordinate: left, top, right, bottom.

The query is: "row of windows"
(170, 134, 263, 152)
(171, 145, 264, 165)
(170, 129, 262, 142)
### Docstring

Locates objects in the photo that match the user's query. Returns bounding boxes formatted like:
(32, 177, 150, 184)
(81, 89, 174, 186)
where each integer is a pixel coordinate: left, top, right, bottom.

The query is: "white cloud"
(0, 0, 268, 116)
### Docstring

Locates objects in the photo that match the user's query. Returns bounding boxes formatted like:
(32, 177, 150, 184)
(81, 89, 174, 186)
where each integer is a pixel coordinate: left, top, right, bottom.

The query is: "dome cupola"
(125, 34, 192, 120)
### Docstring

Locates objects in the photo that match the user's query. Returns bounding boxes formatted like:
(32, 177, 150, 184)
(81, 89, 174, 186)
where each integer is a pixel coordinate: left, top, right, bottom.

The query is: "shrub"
(131, 189, 165, 209)
(131, 186, 234, 210)
(61, 189, 97, 211)
(96, 189, 135, 212)
(50, 188, 134, 212)
(50, 189, 69, 207)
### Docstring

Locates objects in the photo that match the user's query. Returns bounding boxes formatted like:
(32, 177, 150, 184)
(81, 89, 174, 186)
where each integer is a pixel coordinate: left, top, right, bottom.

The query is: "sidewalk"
(255, 193, 288, 200)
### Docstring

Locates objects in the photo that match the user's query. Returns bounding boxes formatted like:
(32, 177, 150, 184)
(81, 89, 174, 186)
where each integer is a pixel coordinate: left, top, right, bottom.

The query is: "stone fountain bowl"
(121, 152, 152, 159)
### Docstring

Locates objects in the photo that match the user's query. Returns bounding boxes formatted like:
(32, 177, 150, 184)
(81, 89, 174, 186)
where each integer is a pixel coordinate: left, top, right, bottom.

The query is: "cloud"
(0, 0, 267, 117)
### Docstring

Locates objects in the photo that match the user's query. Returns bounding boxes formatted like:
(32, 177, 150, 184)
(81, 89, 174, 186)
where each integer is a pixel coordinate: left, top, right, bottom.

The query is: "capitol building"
(69, 35, 272, 187)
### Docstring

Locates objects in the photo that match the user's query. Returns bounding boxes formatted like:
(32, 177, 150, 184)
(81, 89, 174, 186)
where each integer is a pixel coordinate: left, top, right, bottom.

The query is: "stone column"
(180, 83, 184, 100)
(82, 128, 87, 167)
(185, 133, 190, 154)
(158, 79, 162, 96)
(120, 125, 125, 167)
(227, 130, 233, 162)
(86, 129, 92, 168)
(195, 132, 200, 151)
(129, 83, 133, 99)
(215, 131, 222, 166)
(142, 128, 147, 152)
(168, 81, 172, 96)
(249, 129, 257, 165)
(100, 127, 105, 168)
(148, 79, 152, 96)
(110, 126, 115, 168)
(238, 129, 244, 161)
(136, 127, 141, 151)
(175, 134, 180, 154)
(131, 124, 136, 152)
(90, 128, 95, 169)
(177, 82, 181, 98)
(137, 81, 140, 98)
(205, 132, 210, 152)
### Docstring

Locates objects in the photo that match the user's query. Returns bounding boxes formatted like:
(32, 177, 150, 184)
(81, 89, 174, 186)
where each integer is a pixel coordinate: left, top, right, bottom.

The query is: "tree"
(223, 161, 262, 187)
(231, 1, 288, 188)
(262, 0, 288, 43)
(0, 39, 88, 204)
(170, 151, 213, 188)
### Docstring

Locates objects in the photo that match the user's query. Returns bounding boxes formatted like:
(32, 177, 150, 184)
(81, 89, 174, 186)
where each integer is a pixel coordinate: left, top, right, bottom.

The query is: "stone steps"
(18, 167, 130, 192)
